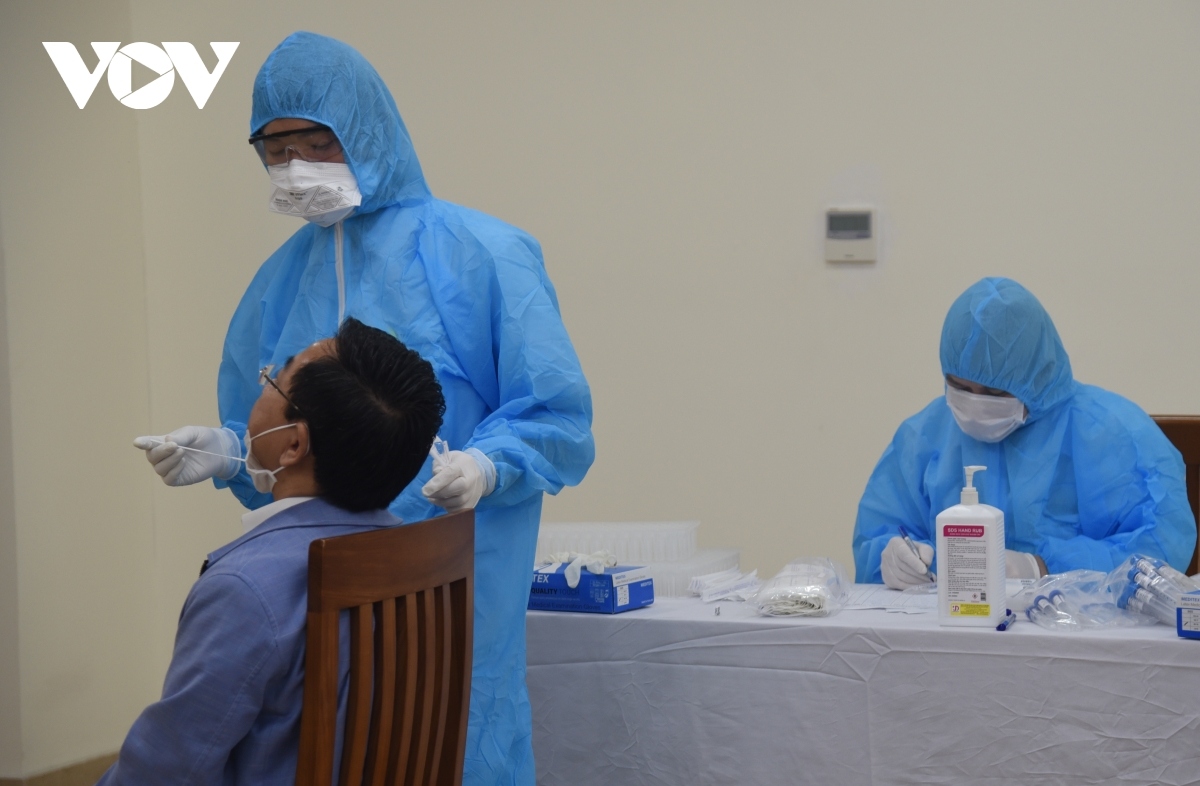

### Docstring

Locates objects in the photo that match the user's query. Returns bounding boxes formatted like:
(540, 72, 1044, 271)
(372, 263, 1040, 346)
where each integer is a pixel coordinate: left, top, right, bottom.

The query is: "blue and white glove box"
(529, 563, 654, 614)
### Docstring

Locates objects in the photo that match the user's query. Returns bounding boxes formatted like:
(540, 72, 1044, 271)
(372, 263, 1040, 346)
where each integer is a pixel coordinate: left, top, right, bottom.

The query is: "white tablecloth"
(526, 593, 1200, 786)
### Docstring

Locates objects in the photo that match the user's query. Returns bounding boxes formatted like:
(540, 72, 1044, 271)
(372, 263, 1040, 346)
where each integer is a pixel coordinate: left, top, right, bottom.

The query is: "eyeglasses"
(259, 364, 306, 415)
(248, 124, 343, 166)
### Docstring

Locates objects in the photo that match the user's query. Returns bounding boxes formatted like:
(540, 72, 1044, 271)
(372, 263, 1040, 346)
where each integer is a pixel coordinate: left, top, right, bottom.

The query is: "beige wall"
(0, 0, 159, 778)
(1, 0, 1199, 777)
(0, 210, 22, 776)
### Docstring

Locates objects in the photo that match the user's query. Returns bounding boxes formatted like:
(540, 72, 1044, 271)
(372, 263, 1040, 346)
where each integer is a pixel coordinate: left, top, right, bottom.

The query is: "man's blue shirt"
(97, 498, 399, 786)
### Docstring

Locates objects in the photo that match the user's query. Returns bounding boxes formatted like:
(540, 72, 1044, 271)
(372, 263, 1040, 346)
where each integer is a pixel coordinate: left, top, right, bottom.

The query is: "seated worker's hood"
(250, 32, 431, 214)
(939, 277, 1074, 422)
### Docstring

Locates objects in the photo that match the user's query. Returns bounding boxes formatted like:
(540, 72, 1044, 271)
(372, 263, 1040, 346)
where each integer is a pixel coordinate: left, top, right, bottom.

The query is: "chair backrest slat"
(295, 510, 474, 786)
(411, 590, 437, 783)
(363, 597, 396, 786)
(427, 583, 454, 785)
(339, 604, 375, 786)
(387, 594, 420, 785)
(444, 580, 470, 784)
(296, 612, 340, 786)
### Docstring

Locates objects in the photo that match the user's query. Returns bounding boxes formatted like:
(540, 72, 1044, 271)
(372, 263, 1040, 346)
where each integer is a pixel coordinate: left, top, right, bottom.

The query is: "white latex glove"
(422, 448, 496, 512)
(546, 550, 618, 588)
(880, 536, 934, 590)
(1006, 549, 1044, 579)
(133, 426, 242, 487)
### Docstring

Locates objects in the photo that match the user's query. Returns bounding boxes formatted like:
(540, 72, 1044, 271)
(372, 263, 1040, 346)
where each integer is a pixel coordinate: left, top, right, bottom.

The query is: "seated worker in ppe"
(106, 318, 445, 785)
(853, 277, 1195, 590)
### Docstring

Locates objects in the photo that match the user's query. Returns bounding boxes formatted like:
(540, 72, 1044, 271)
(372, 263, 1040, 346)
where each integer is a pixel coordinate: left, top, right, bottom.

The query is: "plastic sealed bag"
(1003, 553, 1200, 632)
(1105, 554, 1200, 627)
(754, 557, 850, 617)
(689, 567, 761, 603)
(1009, 562, 1168, 632)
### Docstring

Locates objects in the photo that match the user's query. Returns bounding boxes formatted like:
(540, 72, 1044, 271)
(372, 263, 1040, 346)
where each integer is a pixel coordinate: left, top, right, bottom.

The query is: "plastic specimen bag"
(754, 557, 850, 617)
(1008, 554, 1200, 631)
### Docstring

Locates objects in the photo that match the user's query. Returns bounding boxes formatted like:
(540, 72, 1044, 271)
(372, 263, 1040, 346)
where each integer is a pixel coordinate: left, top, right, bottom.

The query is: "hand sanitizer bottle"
(936, 466, 1006, 627)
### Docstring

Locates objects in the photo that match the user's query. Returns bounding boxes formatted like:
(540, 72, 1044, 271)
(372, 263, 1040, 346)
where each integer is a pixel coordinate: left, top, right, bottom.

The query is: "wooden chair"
(1152, 416, 1200, 575)
(296, 510, 474, 786)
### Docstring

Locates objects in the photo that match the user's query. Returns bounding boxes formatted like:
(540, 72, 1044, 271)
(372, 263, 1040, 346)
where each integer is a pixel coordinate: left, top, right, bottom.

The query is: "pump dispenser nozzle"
(961, 465, 986, 505)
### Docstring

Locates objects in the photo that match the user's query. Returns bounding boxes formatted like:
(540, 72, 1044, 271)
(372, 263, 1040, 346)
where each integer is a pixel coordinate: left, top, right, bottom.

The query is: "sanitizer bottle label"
(942, 524, 991, 617)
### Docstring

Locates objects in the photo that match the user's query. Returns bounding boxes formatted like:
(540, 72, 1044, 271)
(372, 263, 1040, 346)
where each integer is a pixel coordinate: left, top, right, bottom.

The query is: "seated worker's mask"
(945, 386, 1027, 443)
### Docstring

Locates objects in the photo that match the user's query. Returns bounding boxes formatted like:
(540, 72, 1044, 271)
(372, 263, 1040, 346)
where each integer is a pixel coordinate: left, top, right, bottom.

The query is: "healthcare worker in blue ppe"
(134, 32, 594, 785)
(853, 277, 1194, 589)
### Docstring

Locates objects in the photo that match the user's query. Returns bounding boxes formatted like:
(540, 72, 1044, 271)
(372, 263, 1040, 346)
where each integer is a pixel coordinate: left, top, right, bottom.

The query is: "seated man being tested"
(853, 277, 1195, 589)
(103, 318, 445, 785)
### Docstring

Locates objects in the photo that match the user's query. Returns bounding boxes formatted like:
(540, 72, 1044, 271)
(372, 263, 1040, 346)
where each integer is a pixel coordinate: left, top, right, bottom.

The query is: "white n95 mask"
(244, 423, 301, 494)
(945, 386, 1028, 443)
(267, 160, 362, 227)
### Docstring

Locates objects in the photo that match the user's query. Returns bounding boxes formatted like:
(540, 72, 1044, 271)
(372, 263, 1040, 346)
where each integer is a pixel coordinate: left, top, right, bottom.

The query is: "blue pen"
(996, 608, 1017, 631)
(898, 526, 935, 581)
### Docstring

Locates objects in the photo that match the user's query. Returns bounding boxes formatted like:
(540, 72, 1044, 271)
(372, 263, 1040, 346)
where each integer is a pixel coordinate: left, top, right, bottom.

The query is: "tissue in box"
(528, 563, 654, 613)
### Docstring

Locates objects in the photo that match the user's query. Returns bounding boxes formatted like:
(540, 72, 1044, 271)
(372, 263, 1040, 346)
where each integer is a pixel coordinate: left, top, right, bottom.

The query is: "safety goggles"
(248, 124, 343, 166)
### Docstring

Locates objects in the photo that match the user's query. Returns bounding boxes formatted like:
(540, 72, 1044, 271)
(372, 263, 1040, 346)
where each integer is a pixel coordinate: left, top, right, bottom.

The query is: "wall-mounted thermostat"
(825, 208, 875, 263)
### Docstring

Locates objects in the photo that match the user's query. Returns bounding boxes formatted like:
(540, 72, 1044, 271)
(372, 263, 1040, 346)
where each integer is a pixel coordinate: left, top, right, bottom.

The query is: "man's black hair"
(285, 318, 445, 512)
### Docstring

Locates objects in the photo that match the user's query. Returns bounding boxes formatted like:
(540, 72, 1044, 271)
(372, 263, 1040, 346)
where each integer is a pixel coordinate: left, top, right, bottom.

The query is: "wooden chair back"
(1152, 416, 1200, 575)
(295, 510, 474, 786)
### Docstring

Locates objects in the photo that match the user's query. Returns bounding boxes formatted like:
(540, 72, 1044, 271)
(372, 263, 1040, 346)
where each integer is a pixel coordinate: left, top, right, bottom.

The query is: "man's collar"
(241, 496, 316, 533)
(205, 498, 400, 571)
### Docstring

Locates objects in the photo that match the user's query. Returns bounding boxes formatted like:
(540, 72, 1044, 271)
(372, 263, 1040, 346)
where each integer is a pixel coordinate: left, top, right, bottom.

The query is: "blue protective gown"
(214, 32, 595, 785)
(853, 277, 1194, 581)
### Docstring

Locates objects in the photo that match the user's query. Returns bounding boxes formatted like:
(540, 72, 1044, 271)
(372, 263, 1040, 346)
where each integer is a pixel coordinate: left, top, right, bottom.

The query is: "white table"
(526, 593, 1200, 786)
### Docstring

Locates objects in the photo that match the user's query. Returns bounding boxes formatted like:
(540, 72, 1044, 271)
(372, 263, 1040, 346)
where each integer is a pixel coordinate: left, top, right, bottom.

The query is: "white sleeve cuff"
(1006, 550, 1042, 580)
(465, 448, 496, 496)
(216, 427, 244, 480)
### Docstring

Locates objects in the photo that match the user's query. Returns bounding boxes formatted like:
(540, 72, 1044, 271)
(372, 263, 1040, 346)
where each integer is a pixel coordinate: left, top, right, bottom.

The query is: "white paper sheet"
(843, 584, 936, 613)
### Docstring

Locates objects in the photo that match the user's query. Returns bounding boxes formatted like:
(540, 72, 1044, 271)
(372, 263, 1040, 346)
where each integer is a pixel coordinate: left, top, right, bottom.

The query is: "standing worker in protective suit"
(134, 32, 594, 785)
(853, 277, 1194, 589)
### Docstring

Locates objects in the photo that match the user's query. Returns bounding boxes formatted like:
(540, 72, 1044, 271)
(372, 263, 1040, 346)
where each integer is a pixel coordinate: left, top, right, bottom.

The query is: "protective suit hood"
(251, 32, 430, 214)
(939, 277, 1074, 422)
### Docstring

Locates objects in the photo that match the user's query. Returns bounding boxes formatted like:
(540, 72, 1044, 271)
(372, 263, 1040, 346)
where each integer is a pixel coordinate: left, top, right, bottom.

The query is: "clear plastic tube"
(1134, 558, 1200, 594)
(1128, 594, 1175, 626)
(1024, 595, 1052, 621)
(1026, 594, 1080, 630)
(1133, 587, 1179, 624)
(1048, 590, 1079, 617)
(1130, 569, 1179, 600)
(1154, 563, 1200, 593)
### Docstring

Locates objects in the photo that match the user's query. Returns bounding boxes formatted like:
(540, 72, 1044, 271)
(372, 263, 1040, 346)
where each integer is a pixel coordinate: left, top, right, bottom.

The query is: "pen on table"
(996, 608, 1017, 631)
(898, 526, 935, 582)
